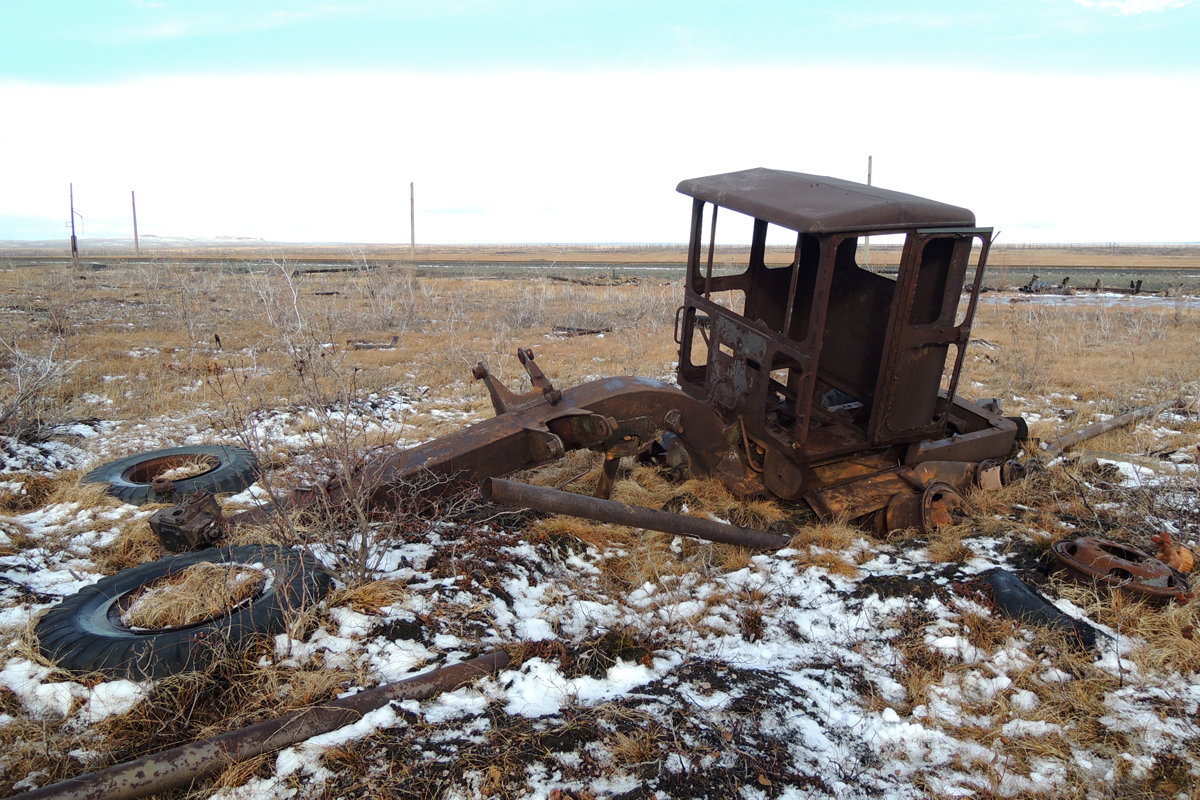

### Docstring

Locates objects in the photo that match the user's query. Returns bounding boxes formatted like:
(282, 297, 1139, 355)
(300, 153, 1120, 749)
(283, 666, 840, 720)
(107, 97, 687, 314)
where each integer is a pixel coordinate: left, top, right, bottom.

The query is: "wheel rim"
(119, 453, 221, 485)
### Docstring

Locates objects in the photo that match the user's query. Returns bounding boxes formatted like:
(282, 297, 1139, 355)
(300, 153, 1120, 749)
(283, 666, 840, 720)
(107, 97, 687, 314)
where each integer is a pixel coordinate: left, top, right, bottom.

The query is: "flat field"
(0, 254, 1198, 799)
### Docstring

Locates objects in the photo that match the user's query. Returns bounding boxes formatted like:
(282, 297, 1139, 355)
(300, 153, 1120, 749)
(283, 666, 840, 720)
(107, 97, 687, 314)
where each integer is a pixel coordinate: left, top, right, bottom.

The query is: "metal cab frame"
(673, 168, 1006, 501)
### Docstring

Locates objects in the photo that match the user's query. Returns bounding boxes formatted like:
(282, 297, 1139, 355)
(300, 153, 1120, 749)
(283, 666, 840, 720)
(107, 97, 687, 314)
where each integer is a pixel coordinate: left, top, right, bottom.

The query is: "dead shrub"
(0, 341, 80, 441)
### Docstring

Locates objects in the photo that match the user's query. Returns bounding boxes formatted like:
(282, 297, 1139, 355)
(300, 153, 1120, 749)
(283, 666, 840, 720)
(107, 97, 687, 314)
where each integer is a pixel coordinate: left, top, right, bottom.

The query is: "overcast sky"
(2, 0, 1198, 244)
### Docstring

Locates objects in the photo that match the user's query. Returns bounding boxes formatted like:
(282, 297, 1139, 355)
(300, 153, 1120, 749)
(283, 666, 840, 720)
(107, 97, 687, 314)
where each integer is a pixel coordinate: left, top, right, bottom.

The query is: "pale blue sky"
(2, 1, 1198, 243)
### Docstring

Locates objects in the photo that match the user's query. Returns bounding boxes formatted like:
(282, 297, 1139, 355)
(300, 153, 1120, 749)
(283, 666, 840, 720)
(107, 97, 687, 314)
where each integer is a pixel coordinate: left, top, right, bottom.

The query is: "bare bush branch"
(0, 341, 79, 440)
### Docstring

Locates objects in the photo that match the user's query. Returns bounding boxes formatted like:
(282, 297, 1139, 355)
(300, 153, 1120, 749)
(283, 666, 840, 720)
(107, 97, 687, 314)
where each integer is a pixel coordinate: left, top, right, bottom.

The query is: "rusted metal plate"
(804, 469, 912, 521)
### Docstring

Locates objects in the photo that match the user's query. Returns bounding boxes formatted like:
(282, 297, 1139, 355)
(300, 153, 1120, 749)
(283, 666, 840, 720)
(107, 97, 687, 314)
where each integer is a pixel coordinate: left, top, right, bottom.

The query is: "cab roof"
(677, 167, 975, 234)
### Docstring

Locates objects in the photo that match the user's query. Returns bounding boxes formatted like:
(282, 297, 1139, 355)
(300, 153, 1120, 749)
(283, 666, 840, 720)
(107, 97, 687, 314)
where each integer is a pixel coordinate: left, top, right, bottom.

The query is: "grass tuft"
(121, 562, 266, 630)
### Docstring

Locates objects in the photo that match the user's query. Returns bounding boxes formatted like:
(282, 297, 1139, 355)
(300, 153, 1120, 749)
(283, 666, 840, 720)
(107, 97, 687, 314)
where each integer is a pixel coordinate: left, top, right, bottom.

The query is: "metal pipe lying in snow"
(12, 650, 510, 800)
(1042, 402, 1170, 460)
(482, 477, 791, 551)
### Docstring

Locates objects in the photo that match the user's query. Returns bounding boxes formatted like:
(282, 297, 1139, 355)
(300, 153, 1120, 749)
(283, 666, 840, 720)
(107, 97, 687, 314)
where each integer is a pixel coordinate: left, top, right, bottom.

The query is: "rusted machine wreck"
(160, 168, 1023, 546)
(21, 169, 1031, 800)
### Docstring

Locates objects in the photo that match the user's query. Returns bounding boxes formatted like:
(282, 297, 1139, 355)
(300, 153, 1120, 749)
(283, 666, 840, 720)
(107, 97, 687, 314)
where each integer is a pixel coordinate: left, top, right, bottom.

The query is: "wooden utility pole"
(409, 181, 416, 261)
(69, 183, 79, 262)
(131, 190, 140, 256)
(864, 156, 872, 269)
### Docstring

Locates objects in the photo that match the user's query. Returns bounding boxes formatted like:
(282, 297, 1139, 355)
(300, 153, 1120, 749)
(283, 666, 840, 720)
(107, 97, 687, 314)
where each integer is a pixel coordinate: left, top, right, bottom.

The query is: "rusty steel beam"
(483, 477, 790, 550)
(12, 651, 510, 800)
(1042, 402, 1169, 460)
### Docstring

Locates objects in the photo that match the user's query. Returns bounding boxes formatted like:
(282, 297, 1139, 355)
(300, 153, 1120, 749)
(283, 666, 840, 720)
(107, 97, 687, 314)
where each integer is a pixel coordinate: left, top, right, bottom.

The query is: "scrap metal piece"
(976, 459, 1003, 491)
(10, 650, 510, 800)
(517, 347, 562, 405)
(807, 469, 912, 522)
(908, 460, 977, 491)
(594, 455, 620, 499)
(1001, 459, 1027, 484)
(884, 481, 965, 533)
(1051, 537, 1192, 601)
(148, 491, 225, 552)
(762, 447, 804, 500)
(1151, 531, 1195, 574)
(230, 374, 745, 529)
(149, 476, 174, 496)
(1042, 402, 1169, 460)
(471, 347, 567, 415)
(346, 335, 400, 350)
(483, 477, 790, 551)
(471, 361, 520, 415)
(983, 568, 1106, 650)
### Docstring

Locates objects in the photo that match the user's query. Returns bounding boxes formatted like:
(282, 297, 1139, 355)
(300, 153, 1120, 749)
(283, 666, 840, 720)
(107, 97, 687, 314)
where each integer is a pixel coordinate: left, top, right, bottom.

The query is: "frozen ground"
(1, 381, 1198, 799)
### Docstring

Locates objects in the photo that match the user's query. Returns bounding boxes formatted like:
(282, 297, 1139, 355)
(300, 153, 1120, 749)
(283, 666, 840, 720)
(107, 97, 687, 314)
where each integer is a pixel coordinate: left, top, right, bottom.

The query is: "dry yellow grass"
(121, 562, 266, 629)
(2, 258, 1195, 457)
(154, 456, 218, 481)
(961, 297, 1200, 423)
(7, 242, 1200, 268)
(785, 519, 864, 577)
(1054, 578, 1200, 675)
(2, 253, 1199, 799)
(925, 522, 976, 563)
(92, 517, 165, 574)
(0, 518, 32, 556)
(326, 578, 409, 616)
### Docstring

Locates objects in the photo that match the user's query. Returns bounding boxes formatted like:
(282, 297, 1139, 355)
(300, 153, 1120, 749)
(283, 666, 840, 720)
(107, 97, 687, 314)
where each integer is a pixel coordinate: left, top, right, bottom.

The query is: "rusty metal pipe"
(1042, 402, 1169, 459)
(483, 477, 790, 550)
(12, 651, 509, 800)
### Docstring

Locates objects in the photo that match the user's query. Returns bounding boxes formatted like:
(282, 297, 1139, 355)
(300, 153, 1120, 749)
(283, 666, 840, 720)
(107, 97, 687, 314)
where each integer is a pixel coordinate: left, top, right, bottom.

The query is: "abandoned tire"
(81, 444, 258, 505)
(35, 545, 331, 679)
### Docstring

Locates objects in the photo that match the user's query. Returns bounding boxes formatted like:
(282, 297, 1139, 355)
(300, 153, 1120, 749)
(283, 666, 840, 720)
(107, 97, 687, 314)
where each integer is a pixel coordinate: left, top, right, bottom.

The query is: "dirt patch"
(852, 574, 948, 604)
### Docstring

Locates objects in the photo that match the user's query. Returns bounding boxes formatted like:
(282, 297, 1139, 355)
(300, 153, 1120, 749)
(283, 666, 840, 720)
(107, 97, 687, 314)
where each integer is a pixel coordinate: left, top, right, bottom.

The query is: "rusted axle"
(12, 651, 509, 800)
(483, 477, 790, 550)
(1042, 402, 1169, 460)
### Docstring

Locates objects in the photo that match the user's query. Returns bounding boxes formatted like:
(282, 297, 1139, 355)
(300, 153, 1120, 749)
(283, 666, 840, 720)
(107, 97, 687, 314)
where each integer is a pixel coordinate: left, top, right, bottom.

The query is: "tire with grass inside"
(36, 545, 331, 679)
(80, 444, 259, 505)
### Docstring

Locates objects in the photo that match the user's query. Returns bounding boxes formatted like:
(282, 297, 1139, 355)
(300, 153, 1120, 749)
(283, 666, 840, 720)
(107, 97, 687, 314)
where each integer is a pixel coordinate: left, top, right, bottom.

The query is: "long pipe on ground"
(483, 477, 791, 551)
(12, 650, 510, 800)
(1042, 402, 1170, 460)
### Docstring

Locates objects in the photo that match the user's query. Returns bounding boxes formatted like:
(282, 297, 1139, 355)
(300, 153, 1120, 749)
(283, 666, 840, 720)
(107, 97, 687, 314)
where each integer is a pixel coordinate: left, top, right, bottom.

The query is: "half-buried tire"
(80, 444, 258, 505)
(36, 545, 331, 679)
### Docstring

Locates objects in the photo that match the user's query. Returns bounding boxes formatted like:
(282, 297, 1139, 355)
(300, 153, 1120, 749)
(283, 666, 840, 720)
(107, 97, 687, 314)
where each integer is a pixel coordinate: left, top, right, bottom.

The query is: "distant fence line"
(996, 242, 1199, 250)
